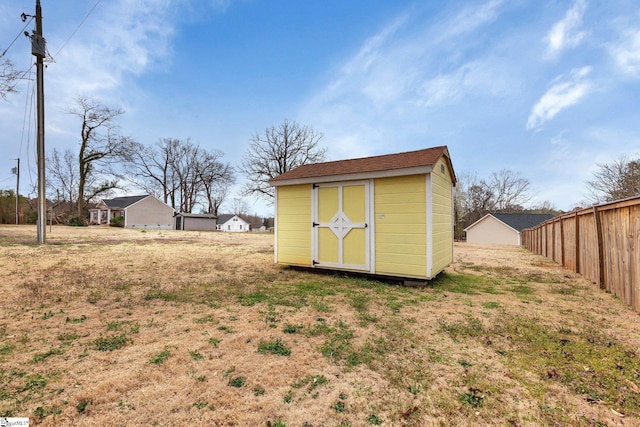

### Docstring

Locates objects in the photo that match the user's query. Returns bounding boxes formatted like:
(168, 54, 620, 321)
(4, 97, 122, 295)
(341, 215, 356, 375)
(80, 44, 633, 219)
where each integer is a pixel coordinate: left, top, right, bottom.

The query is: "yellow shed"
(269, 146, 457, 281)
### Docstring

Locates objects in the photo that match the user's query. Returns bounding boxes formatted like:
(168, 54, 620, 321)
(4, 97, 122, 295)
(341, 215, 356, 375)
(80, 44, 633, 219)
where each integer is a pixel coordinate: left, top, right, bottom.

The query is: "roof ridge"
(305, 145, 448, 166)
(270, 146, 452, 183)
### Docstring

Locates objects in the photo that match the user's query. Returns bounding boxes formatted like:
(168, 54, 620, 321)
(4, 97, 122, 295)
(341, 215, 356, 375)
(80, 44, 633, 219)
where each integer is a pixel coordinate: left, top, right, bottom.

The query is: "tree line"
(1, 92, 638, 227)
(44, 96, 325, 224)
(46, 96, 236, 222)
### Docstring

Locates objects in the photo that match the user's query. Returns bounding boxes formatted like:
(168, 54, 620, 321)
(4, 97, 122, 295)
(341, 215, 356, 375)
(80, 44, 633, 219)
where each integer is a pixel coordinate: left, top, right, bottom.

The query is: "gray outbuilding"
(174, 213, 218, 231)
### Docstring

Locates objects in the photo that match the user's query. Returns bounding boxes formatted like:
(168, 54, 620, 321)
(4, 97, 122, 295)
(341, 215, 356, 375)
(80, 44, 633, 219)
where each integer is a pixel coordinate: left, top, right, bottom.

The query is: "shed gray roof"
(491, 213, 554, 232)
(102, 195, 149, 209)
(175, 213, 217, 219)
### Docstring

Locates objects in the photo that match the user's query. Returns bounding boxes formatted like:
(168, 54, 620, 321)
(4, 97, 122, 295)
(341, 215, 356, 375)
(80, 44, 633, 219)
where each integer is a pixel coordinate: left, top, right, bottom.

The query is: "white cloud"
(439, 0, 503, 41)
(610, 27, 640, 78)
(526, 66, 592, 131)
(416, 60, 512, 107)
(49, 0, 178, 96)
(545, 0, 587, 59)
(301, 0, 509, 151)
(418, 73, 463, 107)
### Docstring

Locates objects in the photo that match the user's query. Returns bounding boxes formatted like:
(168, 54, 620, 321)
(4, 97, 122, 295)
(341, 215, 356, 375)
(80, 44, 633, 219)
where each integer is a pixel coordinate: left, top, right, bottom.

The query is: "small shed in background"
(465, 213, 554, 246)
(174, 213, 217, 231)
(269, 146, 456, 281)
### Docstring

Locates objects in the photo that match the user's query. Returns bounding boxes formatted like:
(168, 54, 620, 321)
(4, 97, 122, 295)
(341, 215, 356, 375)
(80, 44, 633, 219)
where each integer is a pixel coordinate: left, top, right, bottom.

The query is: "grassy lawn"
(0, 225, 639, 426)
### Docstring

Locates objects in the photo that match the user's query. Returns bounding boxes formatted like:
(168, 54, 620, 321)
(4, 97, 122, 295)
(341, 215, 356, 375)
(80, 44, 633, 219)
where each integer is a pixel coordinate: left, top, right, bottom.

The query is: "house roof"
(217, 214, 250, 225)
(269, 146, 455, 185)
(101, 195, 149, 209)
(485, 213, 555, 232)
(175, 213, 217, 219)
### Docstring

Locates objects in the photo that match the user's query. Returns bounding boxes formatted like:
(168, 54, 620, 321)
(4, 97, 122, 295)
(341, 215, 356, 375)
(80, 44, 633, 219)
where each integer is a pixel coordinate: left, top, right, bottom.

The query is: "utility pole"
(27, 0, 46, 243)
(12, 158, 20, 224)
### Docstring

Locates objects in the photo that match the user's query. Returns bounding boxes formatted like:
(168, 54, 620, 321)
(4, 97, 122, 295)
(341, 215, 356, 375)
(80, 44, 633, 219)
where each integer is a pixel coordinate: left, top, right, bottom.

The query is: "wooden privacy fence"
(521, 196, 640, 311)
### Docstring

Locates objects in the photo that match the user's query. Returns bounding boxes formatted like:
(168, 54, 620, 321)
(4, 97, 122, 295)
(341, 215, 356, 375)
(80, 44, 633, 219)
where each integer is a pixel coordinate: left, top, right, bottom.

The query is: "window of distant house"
(240, 225, 243, 230)
(228, 225, 230, 230)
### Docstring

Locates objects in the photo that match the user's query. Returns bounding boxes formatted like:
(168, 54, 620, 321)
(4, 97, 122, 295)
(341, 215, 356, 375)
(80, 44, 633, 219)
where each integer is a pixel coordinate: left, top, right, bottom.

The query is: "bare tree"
(586, 155, 640, 203)
(125, 139, 175, 204)
(488, 169, 531, 211)
(528, 200, 562, 215)
(231, 197, 249, 216)
(71, 95, 133, 218)
(0, 57, 20, 100)
(239, 119, 326, 201)
(198, 150, 234, 215)
(453, 172, 482, 239)
(206, 183, 229, 216)
(47, 148, 79, 203)
(125, 138, 234, 213)
(168, 139, 203, 213)
(453, 169, 532, 239)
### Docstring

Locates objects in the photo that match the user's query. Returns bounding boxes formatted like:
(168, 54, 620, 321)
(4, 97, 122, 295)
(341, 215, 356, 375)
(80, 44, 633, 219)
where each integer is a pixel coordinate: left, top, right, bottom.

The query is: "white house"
(216, 214, 251, 232)
(465, 213, 554, 245)
(89, 195, 175, 229)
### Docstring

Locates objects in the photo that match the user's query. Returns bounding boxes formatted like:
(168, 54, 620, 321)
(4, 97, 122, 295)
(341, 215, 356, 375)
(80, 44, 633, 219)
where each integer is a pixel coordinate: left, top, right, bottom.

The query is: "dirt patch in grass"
(1, 226, 639, 426)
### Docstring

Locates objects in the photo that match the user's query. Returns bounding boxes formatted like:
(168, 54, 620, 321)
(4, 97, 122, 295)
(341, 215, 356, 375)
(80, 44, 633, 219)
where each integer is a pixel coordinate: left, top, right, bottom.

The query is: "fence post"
(574, 211, 580, 274)
(552, 221, 556, 261)
(560, 218, 565, 267)
(593, 206, 605, 290)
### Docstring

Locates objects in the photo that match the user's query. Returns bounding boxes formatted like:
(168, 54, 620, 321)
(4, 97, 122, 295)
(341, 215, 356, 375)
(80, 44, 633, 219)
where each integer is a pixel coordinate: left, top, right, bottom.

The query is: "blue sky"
(1, 0, 639, 216)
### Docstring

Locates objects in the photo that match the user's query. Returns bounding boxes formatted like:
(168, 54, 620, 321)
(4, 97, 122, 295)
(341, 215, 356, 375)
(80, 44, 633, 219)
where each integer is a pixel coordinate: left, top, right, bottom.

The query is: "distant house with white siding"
(216, 214, 251, 232)
(465, 213, 554, 246)
(89, 195, 174, 229)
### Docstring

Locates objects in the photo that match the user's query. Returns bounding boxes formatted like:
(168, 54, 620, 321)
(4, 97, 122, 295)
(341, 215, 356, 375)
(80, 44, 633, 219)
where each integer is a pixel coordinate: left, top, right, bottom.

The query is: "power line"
(19, 64, 35, 162)
(25, 83, 36, 193)
(0, 16, 34, 58)
(52, 0, 102, 58)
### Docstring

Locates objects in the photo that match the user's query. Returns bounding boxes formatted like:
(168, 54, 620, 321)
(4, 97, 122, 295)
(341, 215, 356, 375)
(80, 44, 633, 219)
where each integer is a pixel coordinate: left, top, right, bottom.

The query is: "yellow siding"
(276, 185, 312, 266)
(374, 175, 427, 278)
(431, 158, 454, 275)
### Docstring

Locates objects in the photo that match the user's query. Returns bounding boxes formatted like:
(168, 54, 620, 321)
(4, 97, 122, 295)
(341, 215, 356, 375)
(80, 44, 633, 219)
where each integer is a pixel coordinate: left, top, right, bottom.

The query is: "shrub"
(68, 216, 87, 227)
(109, 215, 124, 227)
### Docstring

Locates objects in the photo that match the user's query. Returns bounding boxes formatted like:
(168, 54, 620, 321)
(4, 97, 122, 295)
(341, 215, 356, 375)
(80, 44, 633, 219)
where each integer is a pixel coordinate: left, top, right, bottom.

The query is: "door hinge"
(312, 184, 319, 189)
(312, 222, 319, 227)
(312, 260, 319, 266)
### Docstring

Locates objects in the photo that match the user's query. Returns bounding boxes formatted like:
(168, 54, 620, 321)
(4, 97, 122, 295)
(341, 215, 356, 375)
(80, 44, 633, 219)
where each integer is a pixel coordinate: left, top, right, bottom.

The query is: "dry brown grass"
(1, 225, 639, 426)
